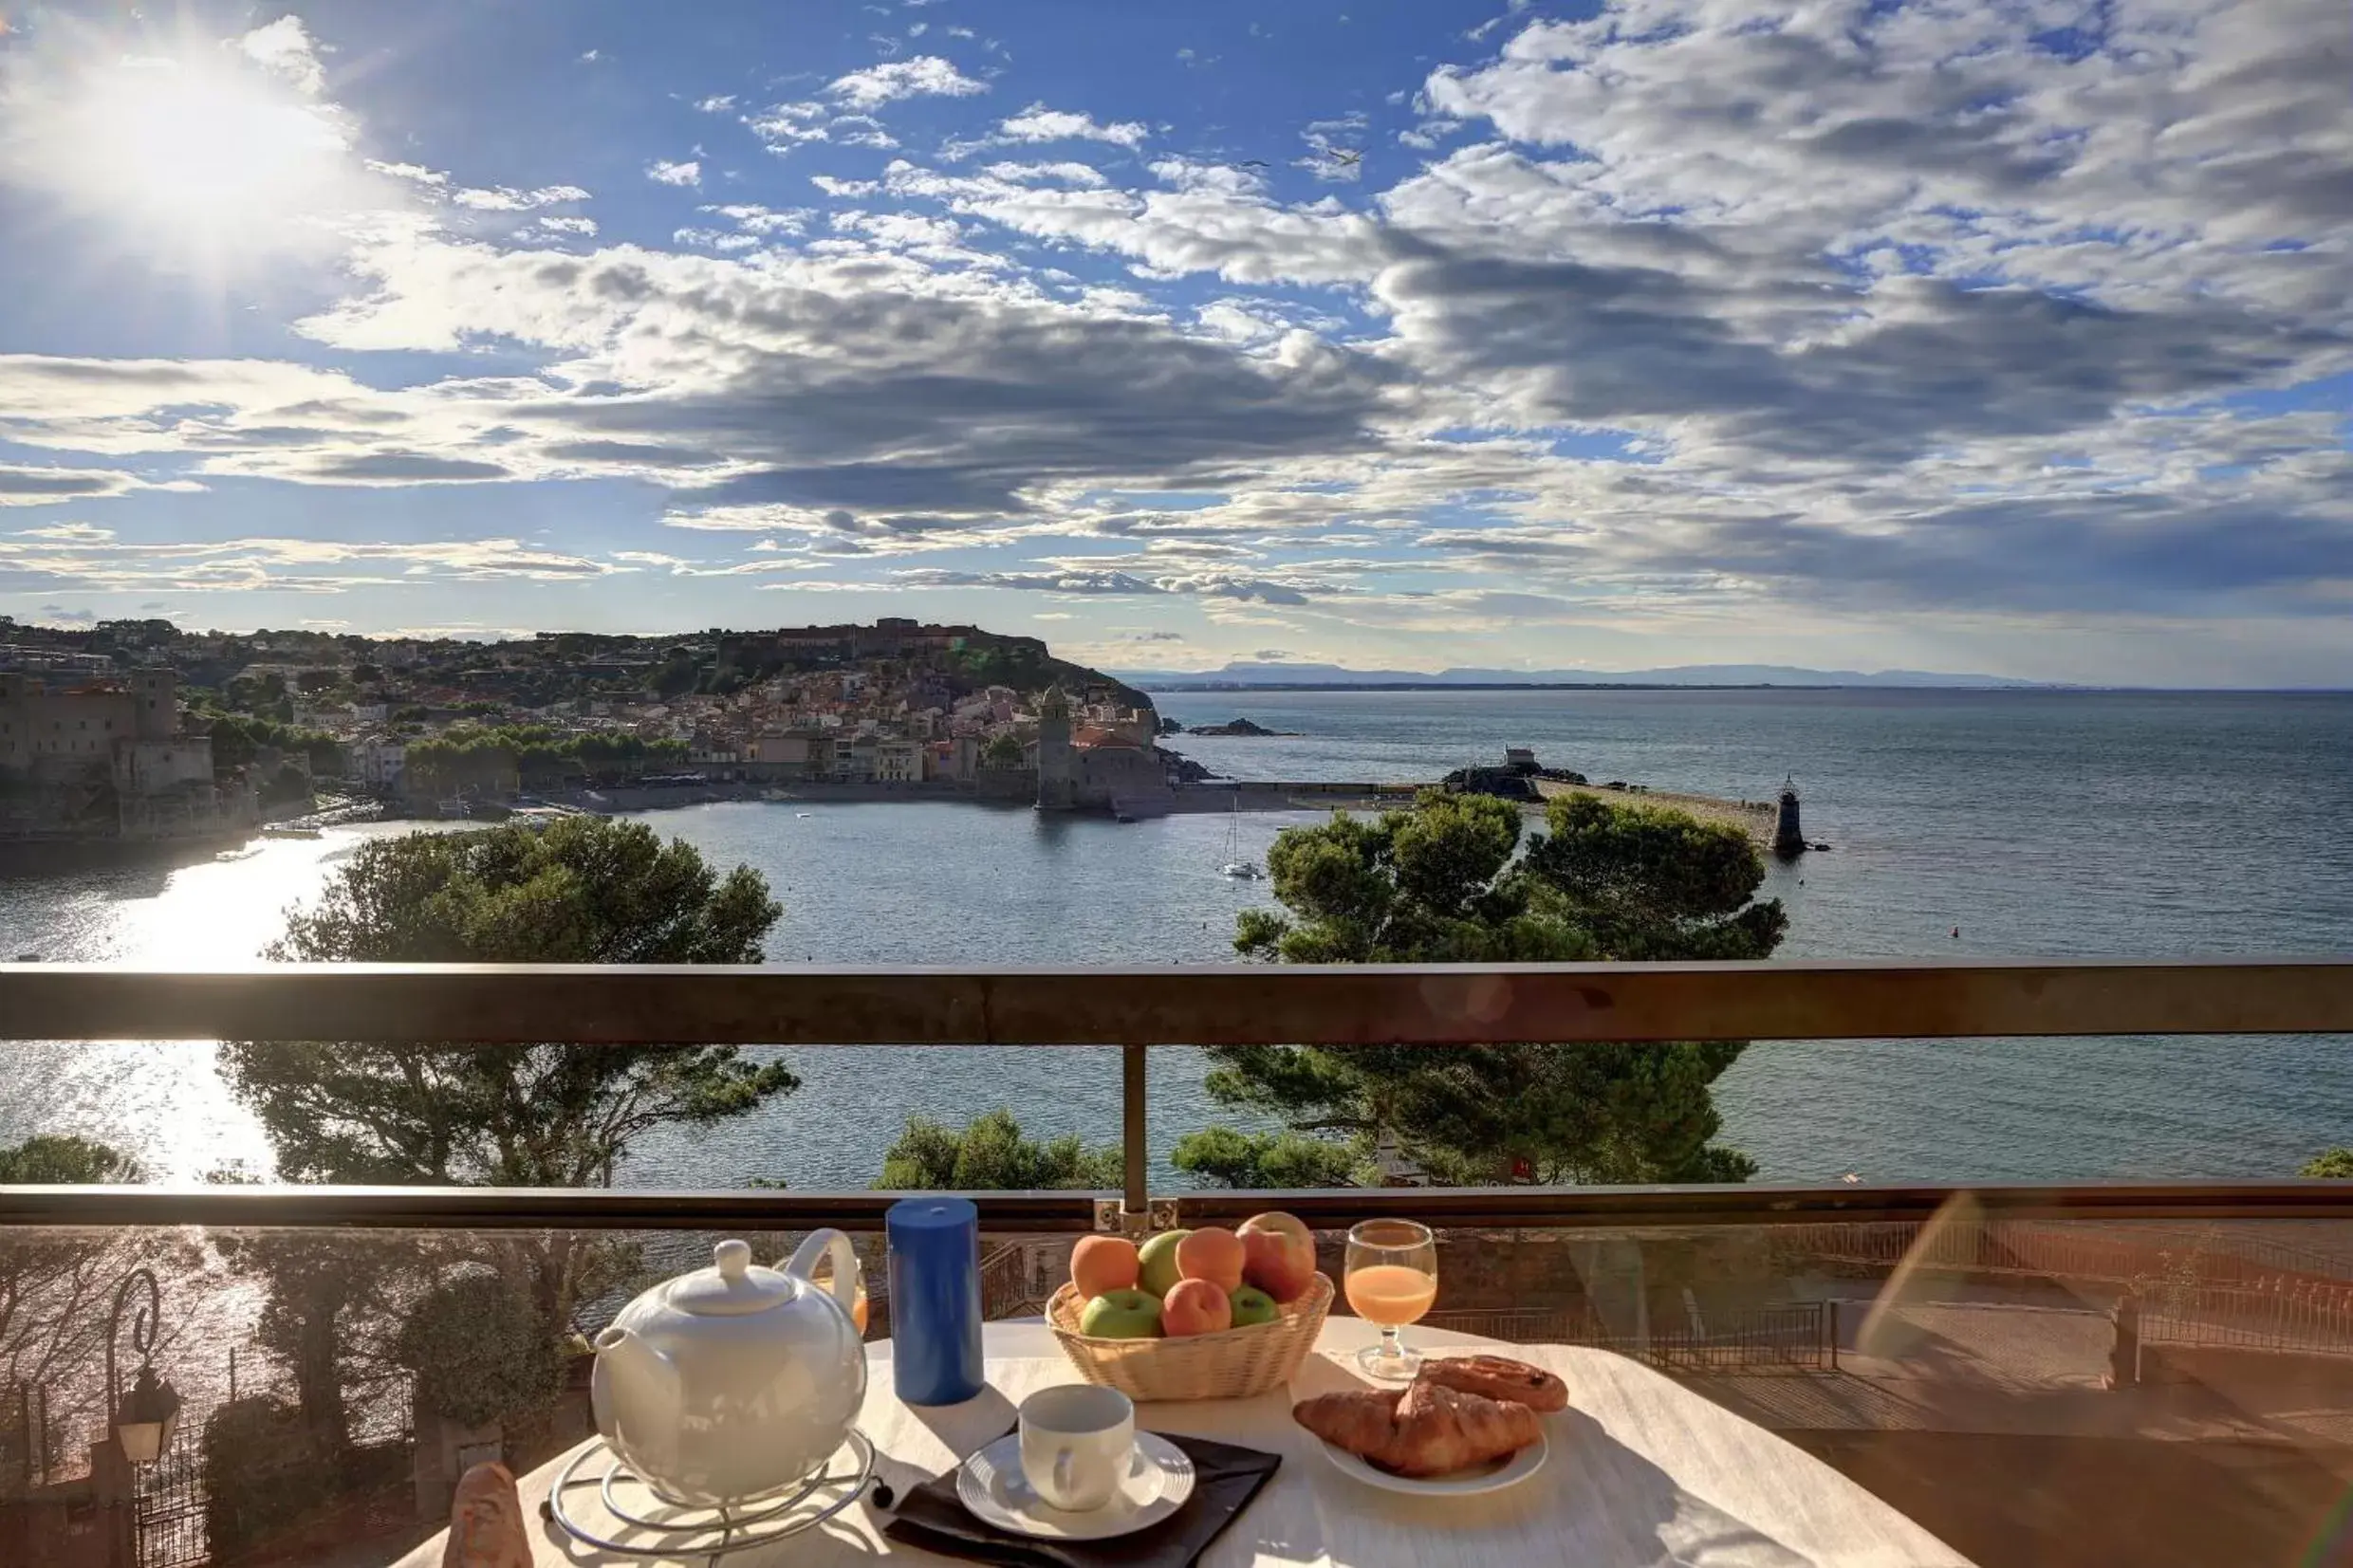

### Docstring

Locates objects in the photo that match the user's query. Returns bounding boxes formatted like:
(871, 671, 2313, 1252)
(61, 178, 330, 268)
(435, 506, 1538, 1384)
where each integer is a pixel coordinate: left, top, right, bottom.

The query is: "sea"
(3, 687, 2350, 1192)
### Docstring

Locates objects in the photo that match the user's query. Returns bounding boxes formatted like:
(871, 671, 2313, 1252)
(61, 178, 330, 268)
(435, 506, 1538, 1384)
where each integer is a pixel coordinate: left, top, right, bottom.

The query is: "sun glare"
(64, 58, 349, 231)
(1, 23, 364, 275)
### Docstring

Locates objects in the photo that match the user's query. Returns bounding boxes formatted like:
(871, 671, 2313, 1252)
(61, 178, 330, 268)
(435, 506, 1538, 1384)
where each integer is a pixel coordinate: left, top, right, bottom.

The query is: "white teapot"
(591, 1233, 867, 1506)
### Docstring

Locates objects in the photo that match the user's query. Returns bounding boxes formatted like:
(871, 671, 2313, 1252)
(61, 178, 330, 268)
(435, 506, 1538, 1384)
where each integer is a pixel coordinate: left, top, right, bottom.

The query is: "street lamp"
(105, 1266, 180, 1465)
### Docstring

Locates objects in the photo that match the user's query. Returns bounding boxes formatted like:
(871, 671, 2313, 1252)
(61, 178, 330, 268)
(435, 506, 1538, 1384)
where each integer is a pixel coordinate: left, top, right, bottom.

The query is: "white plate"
(1317, 1428, 1547, 1496)
(955, 1430, 1197, 1541)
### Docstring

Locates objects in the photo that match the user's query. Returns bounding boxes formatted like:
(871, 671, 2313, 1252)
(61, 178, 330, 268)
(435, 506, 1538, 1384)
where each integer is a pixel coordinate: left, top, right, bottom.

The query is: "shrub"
(395, 1270, 565, 1430)
(201, 1397, 330, 1561)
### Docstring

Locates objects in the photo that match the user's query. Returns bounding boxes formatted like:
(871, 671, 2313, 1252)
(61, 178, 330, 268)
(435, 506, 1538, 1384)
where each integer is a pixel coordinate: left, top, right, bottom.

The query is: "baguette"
(443, 1461, 532, 1568)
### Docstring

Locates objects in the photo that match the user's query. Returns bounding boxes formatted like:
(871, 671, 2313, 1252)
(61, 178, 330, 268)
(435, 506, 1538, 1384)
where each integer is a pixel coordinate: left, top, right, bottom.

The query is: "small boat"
(1218, 796, 1265, 878)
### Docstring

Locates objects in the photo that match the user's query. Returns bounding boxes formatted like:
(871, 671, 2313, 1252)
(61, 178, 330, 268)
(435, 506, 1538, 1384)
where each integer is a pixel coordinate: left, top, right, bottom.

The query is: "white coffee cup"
(1017, 1385, 1135, 1512)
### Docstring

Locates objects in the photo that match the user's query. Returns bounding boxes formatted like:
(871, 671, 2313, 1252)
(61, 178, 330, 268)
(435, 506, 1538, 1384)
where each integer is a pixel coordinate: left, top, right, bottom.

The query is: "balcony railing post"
(1122, 1042, 1148, 1223)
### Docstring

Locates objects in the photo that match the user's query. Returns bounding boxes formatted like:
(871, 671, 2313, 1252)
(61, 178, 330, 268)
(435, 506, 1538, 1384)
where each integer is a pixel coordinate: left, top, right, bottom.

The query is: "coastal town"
(0, 613, 1787, 860)
(0, 617, 1182, 846)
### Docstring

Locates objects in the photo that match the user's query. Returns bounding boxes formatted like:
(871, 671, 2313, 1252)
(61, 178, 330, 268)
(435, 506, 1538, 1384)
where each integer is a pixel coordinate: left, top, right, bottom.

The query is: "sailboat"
(1220, 795, 1266, 879)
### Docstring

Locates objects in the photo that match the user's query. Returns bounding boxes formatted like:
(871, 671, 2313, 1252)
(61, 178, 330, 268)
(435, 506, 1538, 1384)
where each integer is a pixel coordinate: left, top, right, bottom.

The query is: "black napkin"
(882, 1428, 1281, 1568)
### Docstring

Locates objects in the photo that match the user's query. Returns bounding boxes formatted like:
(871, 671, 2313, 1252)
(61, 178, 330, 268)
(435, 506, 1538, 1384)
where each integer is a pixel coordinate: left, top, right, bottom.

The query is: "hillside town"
(0, 617, 1180, 845)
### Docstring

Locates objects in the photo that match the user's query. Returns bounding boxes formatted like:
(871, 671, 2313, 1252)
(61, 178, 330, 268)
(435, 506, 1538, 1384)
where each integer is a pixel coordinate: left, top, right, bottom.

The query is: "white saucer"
(955, 1430, 1196, 1540)
(1318, 1428, 1547, 1496)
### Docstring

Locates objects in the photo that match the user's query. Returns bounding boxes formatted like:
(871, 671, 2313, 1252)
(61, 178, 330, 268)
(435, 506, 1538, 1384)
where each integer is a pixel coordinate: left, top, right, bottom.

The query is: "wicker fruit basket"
(1046, 1272, 1334, 1401)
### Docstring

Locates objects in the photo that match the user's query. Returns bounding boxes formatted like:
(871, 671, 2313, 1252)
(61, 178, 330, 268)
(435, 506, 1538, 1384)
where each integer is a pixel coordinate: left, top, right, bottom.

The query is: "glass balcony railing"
(3, 956, 2351, 1568)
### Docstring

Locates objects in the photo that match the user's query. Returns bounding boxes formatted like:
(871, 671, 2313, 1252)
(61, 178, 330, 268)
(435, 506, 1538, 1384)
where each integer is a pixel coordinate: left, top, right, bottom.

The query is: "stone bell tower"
(130, 668, 179, 740)
(1035, 684, 1076, 811)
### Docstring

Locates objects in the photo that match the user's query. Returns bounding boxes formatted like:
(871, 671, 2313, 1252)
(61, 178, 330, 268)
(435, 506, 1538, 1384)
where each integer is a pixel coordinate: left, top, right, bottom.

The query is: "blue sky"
(0, 0, 2345, 683)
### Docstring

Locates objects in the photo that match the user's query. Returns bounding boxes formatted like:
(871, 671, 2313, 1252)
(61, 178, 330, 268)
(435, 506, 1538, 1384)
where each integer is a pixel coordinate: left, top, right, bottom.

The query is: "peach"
(1241, 1227, 1316, 1304)
(1069, 1235, 1139, 1299)
(1174, 1227, 1246, 1291)
(1160, 1277, 1233, 1337)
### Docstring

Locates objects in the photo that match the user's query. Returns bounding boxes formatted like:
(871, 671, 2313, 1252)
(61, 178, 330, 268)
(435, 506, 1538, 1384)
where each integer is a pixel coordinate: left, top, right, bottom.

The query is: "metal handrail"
(9, 1180, 2353, 1231)
(3, 957, 2350, 1227)
(5, 957, 2352, 1044)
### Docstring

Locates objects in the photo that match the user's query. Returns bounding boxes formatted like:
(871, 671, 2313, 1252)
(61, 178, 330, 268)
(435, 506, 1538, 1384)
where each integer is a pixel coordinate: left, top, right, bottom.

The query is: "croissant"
(1415, 1353, 1569, 1412)
(1294, 1381, 1542, 1478)
(1293, 1388, 1406, 1461)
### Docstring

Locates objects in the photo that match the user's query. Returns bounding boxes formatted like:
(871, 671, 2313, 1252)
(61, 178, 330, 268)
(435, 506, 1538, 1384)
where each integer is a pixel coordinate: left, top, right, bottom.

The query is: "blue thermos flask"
(886, 1195, 984, 1405)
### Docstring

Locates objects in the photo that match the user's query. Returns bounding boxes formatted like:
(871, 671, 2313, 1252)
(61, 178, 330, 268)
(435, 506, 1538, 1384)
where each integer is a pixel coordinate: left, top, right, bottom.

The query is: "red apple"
(1239, 1209, 1314, 1255)
(1238, 1214, 1317, 1302)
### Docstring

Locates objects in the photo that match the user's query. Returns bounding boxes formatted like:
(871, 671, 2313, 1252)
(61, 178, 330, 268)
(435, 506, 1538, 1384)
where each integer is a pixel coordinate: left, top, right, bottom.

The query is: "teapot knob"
(714, 1240, 751, 1279)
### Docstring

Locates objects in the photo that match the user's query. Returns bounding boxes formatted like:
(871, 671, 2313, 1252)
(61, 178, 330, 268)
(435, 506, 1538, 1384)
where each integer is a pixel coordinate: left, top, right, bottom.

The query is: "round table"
(398, 1318, 1971, 1567)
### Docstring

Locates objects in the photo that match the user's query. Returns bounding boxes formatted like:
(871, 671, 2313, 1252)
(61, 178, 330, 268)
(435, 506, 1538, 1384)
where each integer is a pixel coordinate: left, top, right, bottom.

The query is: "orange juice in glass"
(811, 1252, 871, 1337)
(1344, 1218, 1436, 1381)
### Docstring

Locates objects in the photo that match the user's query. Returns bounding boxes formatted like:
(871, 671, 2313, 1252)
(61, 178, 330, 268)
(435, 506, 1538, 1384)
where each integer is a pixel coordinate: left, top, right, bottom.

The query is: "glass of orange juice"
(1344, 1218, 1437, 1381)
(810, 1251, 871, 1337)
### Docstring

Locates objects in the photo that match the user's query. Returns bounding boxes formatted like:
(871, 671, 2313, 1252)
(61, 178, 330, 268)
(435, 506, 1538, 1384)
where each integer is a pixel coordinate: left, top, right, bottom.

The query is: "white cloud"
(744, 100, 831, 154)
(825, 55, 987, 110)
(995, 103, 1146, 149)
(979, 161, 1109, 188)
(0, 529, 629, 594)
(0, 0, 2344, 675)
(646, 159, 702, 188)
(452, 183, 590, 211)
(0, 465, 159, 505)
(366, 159, 448, 187)
(237, 16, 327, 98)
(701, 203, 811, 235)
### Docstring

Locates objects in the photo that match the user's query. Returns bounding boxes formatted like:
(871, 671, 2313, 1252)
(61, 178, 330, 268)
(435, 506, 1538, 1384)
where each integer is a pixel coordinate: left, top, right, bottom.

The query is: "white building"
(351, 739, 407, 791)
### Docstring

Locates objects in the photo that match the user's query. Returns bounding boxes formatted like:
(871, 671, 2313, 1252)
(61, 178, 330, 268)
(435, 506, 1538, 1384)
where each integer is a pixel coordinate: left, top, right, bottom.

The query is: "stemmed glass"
(1343, 1218, 1437, 1382)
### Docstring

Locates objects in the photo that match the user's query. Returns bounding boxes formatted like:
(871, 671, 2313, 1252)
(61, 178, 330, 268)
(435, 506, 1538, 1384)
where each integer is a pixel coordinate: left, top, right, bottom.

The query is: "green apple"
(1080, 1288, 1162, 1339)
(1137, 1228, 1192, 1299)
(1228, 1285, 1279, 1329)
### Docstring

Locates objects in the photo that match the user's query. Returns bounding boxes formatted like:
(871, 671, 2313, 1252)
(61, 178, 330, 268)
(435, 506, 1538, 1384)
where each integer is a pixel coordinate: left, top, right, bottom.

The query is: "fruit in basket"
(1079, 1288, 1163, 1339)
(1175, 1226, 1247, 1291)
(1228, 1285, 1279, 1328)
(1240, 1224, 1316, 1303)
(1070, 1235, 1139, 1298)
(1137, 1228, 1191, 1298)
(1161, 1278, 1233, 1337)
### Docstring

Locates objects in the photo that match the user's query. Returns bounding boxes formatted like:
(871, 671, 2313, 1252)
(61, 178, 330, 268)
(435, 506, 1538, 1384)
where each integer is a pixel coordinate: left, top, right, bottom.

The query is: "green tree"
(2303, 1150, 2353, 1178)
(219, 817, 795, 1437)
(223, 816, 792, 1188)
(877, 1110, 1122, 1190)
(1169, 1127, 1362, 1189)
(979, 732, 1027, 769)
(0, 1133, 139, 1183)
(1205, 790, 1786, 1186)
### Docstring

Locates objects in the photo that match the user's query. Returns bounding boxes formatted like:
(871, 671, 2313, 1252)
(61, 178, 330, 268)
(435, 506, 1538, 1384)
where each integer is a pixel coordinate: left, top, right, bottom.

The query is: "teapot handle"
(784, 1227, 860, 1319)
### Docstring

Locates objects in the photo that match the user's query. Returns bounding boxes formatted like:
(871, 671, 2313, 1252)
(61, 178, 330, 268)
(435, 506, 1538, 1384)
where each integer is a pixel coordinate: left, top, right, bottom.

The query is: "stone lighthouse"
(1773, 775, 1806, 860)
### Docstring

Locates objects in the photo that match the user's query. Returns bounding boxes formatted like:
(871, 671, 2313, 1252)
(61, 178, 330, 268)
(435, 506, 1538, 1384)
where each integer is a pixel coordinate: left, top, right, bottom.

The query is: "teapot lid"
(664, 1240, 798, 1318)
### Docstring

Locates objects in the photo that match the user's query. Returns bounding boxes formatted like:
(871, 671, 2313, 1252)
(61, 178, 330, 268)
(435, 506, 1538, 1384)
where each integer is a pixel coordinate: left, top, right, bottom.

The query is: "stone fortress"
(1033, 684, 1171, 816)
(0, 649, 254, 841)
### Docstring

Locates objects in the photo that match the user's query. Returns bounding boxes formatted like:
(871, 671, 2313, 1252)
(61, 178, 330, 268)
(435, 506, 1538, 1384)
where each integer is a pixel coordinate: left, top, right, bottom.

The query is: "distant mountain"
(1113, 661, 2047, 690)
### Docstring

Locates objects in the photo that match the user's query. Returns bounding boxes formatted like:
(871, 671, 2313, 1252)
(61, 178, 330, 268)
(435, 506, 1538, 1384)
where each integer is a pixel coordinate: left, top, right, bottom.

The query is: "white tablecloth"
(396, 1319, 1972, 1566)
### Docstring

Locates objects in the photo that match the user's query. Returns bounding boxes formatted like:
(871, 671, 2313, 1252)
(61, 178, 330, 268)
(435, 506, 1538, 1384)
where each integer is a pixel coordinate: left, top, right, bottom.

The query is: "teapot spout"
(592, 1325, 682, 1452)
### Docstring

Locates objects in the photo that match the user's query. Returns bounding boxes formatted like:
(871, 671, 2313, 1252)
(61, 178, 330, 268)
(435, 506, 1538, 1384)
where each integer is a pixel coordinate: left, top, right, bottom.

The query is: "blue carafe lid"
(887, 1195, 977, 1235)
